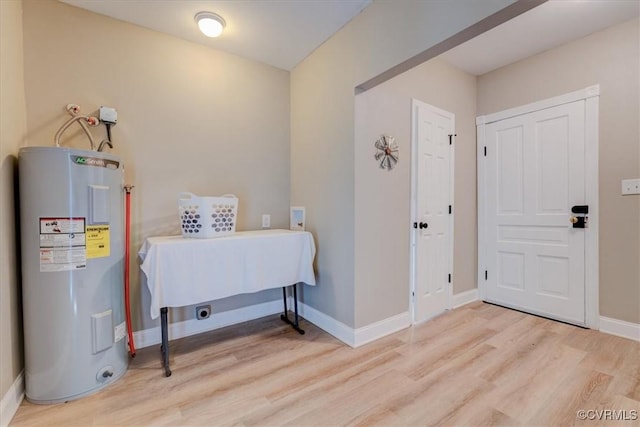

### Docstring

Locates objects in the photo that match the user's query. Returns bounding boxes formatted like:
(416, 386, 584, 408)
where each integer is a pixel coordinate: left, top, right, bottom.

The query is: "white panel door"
(412, 100, 454, 323)
(483, 100, 586, 325)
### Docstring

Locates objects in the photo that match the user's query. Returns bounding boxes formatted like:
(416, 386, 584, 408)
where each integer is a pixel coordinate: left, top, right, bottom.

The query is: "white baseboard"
(353, 312, 411, 347)
(134, 299, 284, 349)
(451, 288, 479, 308)
(1, 370, 24, 427)
(134, 298, 369, 350)
(599, 316, 640, 342)
(297, 302, 411, 348)
(297, 302, 356, 347)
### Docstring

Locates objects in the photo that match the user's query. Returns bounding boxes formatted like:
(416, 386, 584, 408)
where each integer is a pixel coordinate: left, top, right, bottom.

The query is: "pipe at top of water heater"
(54, 115, 99, 149)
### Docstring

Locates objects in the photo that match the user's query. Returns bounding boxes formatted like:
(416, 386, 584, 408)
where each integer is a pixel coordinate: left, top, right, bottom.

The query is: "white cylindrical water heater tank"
(19, 147, 128, 404)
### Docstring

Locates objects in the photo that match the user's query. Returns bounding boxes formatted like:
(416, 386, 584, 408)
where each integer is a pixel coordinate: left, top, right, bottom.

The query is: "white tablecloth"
(139, 229, 316, 319)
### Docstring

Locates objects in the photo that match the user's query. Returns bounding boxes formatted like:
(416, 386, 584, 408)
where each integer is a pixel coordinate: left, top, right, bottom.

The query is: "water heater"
(19, 146, 128, 404)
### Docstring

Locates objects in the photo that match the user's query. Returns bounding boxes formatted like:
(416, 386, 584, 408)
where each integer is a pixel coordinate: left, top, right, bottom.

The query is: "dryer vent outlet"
(196, 305, 211, 320)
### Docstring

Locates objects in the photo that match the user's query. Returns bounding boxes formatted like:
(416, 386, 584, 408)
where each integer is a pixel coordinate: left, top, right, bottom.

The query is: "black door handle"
(571, 205, 589, 228)
(413, 222, 428, 229)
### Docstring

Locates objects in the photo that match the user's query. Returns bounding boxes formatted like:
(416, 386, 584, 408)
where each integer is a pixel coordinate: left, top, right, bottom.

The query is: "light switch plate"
(262, 214, 271, 228)
(621, 179, 640, 195)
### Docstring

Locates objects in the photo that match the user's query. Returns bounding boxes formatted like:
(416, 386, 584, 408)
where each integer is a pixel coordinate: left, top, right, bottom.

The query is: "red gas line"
(124, 184, 136, 357)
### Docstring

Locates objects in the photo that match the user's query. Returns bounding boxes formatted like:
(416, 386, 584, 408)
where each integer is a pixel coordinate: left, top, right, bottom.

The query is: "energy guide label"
(86, 225, 110, 259)
(39, 217, 86, 272)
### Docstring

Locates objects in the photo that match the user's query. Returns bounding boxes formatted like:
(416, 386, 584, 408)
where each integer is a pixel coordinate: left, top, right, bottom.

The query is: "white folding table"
(139, 229, 316, 376)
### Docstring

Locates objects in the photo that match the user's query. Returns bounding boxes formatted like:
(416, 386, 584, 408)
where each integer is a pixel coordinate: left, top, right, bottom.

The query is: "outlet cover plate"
(196, 305, 211, 320)
(622, 178, 640, 195)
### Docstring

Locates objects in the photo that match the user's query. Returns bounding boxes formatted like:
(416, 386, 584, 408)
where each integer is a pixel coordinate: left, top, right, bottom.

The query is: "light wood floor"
(10, 302, 640, 426)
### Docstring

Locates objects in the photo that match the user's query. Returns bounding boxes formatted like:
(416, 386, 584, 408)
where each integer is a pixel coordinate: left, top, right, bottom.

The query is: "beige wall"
(292, 0, 516, 327)
(3, 1, 519, 401)
(0, 0, 28, 402)
(354, 58, 477, 327)
(477, 18, 640, 324)
(21, 0, 291, 330)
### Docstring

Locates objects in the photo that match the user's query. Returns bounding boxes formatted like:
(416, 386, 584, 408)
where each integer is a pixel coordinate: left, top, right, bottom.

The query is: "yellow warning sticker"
(86, 225, 110, 259)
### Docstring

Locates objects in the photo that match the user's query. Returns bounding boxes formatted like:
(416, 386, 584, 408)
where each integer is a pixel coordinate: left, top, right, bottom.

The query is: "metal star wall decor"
(374, 135, 398, 171)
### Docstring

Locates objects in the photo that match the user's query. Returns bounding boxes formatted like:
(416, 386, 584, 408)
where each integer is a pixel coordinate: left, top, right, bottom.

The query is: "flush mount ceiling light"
(195, 11, 226, 38)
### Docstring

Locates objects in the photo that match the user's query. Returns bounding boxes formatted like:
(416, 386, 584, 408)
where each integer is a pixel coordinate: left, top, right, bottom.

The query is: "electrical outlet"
(262, 214, 270, 228)
(621, 178, 640, 195)
(196, 305, 211, 320)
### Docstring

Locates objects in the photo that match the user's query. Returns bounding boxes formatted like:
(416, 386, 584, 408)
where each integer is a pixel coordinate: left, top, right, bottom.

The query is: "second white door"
(478, 98, 590, 326)
(412, 99, 454, 323)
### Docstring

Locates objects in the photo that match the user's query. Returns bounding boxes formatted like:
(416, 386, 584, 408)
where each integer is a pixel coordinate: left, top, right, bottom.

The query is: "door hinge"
(448, 273, 451, 283)
(448, 134, 457, 145)
(485, 270, 488, 280)
(484, 146, 487, 157)
(449, 205, 452, 214)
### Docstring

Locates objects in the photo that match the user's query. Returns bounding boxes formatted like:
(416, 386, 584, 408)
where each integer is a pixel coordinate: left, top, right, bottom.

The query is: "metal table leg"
(160, 307, 172, 377)
(280, 284, 305, 335)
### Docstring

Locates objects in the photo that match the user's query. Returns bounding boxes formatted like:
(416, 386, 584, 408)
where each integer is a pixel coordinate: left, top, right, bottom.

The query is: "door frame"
(410, 98, 455, 324)
(476, 85, 600, 329)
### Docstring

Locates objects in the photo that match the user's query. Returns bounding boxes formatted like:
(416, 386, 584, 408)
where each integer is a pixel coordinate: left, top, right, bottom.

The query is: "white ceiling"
(441, 0, 640, 76)
(59, 0, 639, 75)
(59, 0, 372, 71)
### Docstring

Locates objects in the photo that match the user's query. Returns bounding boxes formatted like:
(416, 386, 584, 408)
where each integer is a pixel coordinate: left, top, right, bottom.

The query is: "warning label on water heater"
(40, 217, 85, 234)
(39, 217, 86, 272)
